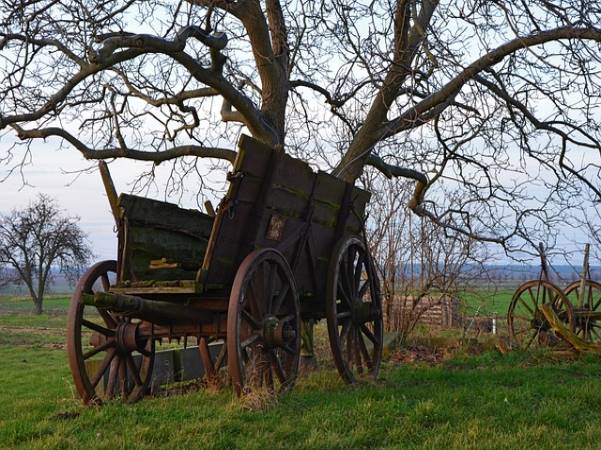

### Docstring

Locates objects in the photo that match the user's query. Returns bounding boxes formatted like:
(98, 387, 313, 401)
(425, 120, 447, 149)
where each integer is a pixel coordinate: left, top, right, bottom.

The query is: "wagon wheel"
(67, 260, 155, 404)
(507, 279, 574, 350)
(564, 280, 601, 343)
(227, 249, 301, 397)
(326, 236, 383, 384)
(198, 337, 227, 385)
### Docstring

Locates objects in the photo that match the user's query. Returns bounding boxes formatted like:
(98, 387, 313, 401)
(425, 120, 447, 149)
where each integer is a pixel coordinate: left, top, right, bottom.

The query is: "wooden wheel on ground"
(507, 279, 574, 350)
(326, 236, 383, 384)
(227, 249, 301, 397)
(67, 260, 155, 404)
(564, 280, 601, 343)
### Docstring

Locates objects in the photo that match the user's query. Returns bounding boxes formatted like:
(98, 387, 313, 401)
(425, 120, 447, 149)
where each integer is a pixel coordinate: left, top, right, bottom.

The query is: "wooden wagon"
(67, 135, 383, 403)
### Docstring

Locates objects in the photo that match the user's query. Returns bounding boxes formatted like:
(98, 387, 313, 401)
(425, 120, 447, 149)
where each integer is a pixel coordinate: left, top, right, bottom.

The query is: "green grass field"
(3, 294, 601, 449)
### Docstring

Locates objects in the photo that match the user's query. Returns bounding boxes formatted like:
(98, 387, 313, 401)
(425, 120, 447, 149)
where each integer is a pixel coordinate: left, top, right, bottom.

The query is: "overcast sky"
(0, 137, 598, 268)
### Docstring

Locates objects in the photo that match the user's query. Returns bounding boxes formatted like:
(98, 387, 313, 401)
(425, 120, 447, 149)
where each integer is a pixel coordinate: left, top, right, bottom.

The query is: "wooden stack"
(386, 295, 462, 328)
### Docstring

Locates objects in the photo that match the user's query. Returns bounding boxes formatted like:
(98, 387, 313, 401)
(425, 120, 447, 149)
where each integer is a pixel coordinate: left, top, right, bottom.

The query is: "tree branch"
(10, 125, 237, 164)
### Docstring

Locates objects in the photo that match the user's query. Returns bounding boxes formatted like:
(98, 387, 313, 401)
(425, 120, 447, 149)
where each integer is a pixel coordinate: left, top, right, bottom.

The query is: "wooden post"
(98, 161, 121, 226)
(538, 242, 549, 282)
(578, 244, 591, 308)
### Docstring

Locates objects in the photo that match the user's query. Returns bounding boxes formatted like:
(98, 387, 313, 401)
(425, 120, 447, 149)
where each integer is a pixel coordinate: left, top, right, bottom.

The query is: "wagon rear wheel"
(227, 249, 301, 397)
(564, 280, 601, 343)
(67, 260, 155, 404)
(326, 236, 383, 384)
(507, 279, 574, 350)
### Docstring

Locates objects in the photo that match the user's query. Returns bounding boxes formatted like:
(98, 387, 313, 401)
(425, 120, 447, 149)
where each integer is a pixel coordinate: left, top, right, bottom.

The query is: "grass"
(459, 289, 514, 317)
(3, 295, 601, 449)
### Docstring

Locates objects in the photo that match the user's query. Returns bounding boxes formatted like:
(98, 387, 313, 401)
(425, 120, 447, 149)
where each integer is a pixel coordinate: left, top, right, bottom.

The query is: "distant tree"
(0, 195, 91, 314)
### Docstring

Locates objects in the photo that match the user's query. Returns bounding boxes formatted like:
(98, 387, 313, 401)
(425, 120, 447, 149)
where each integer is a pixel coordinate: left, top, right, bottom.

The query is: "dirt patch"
(389, 345, 448, 365)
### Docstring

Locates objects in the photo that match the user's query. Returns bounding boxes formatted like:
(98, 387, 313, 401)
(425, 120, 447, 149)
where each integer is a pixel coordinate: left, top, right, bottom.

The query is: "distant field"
(459, 289, 515, 317)
(0, 295, 71, 315)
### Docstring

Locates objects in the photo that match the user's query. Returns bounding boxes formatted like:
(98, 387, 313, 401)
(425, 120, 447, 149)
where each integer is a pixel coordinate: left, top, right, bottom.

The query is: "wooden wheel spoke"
(137, 345, 153, 357)
(527, 287, 539, 307)
(357, 331, 372, 369)
(247, 283, 263, 320)
(242, 309, 261, 329)
(82, 340, 115, 360)
(100, 273, 111, 291)
(119, 359, 127, 397)
(358, 281, 369, 300)
(346, 325, 354, 367)
(337, 280, 353, 307)
(278, 313, 295, 323)
(105, 357, 120, 399)
(360, 324, 378, 345)
(354, 329, 364, 374)
(125, 352, 143, 386)
(272, 284, 290, 315)
(91, 348, 117, 388)
(337, 311, 351, 321)
(241, 333, 260, 348)
(263, 261, 275, 314)
(82, 319, 114, 337)
(340, 320, 351, 346)
(353, 254, 364, 294)
(271, 351, 287, 383)
(97, 308, 117, 329)
(524, 329, 539, 349)
(281, 343, 295, 355)
(517, 298, 534, 316)
(511, 314, 532, 322)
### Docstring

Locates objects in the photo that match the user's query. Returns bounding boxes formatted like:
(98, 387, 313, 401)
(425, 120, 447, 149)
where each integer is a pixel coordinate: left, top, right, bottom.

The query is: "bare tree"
(366, 175, 491, 345)
(0, 1, 600, 251)
(0, 195, 91, 313)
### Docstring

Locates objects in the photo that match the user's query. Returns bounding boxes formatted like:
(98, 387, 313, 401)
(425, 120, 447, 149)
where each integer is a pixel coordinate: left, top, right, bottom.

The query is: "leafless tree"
(0, 1, 600, 251)
(0, 195, 91, 313)
(366, 175, 492, 345)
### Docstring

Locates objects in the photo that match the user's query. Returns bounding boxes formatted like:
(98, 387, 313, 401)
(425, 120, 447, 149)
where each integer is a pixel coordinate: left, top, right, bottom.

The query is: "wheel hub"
(115, 322, 143, 352)
(263, 316, 295, 348)
(351, 299, 372, 325)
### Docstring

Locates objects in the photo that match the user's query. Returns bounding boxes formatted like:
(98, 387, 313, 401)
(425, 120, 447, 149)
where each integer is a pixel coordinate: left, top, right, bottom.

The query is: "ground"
(2, 294, 601, 449)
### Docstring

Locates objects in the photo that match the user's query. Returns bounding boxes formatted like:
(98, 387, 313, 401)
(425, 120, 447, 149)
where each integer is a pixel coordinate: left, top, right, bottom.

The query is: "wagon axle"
(262, 316, 296, 348)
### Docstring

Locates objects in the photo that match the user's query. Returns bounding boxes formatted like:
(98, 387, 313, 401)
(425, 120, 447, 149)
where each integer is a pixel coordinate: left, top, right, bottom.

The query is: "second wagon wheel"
(564, 280, 601, 343)
(507, 279, 574, 350)
(326, 236, 383, 384)
(227, 249, 301, 396)
(67, 260, 155, 404)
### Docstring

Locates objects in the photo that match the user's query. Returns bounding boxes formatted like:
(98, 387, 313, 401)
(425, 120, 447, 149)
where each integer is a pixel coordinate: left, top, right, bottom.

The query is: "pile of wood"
(385, 295, 462, 329)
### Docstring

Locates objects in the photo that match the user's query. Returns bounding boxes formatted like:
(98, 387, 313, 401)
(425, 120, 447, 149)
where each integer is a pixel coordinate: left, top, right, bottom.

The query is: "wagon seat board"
(114, 194, 214, 292)
(199, 134, 371, 317)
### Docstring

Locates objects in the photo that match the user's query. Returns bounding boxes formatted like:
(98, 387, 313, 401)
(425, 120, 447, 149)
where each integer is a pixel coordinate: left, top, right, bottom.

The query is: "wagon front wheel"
(67, 260, 155, 404)
(227, 249, 301, 397)
(326, 236, 383, 384)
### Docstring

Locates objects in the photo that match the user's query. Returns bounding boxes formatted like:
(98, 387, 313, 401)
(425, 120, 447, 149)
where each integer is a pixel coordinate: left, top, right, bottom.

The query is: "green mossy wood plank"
(119, 194, 213, 283)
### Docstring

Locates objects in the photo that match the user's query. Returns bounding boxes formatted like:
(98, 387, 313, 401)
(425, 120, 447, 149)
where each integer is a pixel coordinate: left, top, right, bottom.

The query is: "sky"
(1, 136, 598, 270)
(0, 138, 222, 262)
